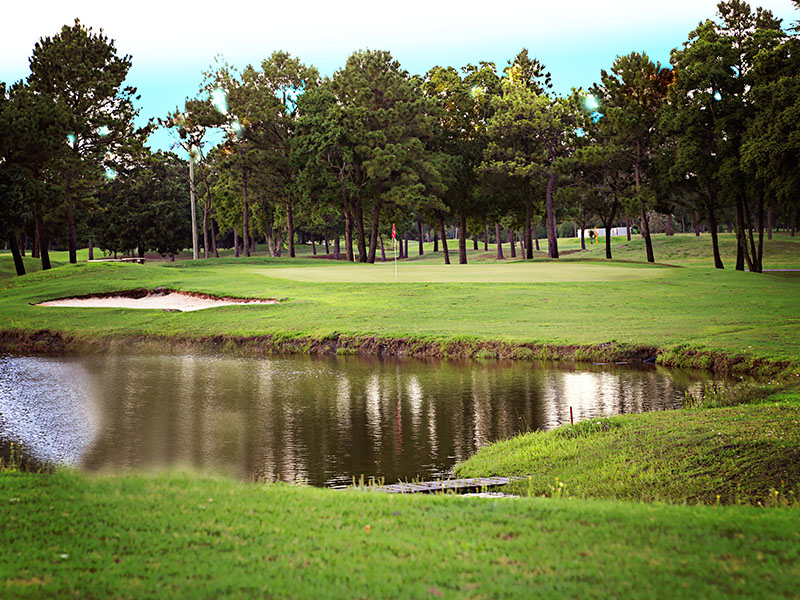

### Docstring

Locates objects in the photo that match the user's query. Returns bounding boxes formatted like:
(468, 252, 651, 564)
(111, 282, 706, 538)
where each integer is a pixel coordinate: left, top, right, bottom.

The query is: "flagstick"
(394, 235, 397, 279)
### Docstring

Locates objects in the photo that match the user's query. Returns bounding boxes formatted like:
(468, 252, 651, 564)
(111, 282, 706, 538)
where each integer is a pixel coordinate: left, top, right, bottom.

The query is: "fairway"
(255, 260, 671, 283)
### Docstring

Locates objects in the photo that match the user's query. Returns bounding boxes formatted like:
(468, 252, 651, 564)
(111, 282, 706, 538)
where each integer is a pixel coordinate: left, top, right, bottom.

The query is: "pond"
(0, 353, 724, 486)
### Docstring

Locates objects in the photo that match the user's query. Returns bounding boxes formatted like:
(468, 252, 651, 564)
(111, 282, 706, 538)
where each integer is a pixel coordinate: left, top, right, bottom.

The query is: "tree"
(28, 19, 141, 264)
(593, 52, 672, 264)
(0, 81, 68, 273)
(90, 151, 191, 258)
(421, 63, 499, 264)
(238, 52, 319, 258)
(331, 50, 435, 263)
(160, 98, 223, 259)
(484, 58, 577, 259)
(563, 111, 631, 259)
(741, 3, 798, 266)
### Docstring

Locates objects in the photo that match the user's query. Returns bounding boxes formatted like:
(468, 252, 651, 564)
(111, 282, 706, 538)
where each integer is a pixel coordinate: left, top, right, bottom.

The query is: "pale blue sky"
(2, 0, 797, 154)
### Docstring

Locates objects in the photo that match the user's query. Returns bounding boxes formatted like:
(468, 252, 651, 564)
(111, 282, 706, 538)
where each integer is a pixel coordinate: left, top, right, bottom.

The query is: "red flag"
(392, 224, 396, 239)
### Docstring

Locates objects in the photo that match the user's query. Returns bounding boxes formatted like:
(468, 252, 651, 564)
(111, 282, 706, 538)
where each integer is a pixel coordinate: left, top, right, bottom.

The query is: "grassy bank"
(2, 236, 799, 597)
(1, 469, 799, 599)
(456, 386, 800, 505)
(1, 255, 799, 373)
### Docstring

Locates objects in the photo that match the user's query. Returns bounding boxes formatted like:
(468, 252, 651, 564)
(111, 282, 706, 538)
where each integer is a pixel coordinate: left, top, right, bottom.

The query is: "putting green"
(254, 261, 671, 283)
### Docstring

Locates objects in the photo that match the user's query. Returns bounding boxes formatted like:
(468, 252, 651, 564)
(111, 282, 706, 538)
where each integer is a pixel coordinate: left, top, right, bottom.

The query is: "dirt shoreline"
(0, 328, 795, 379)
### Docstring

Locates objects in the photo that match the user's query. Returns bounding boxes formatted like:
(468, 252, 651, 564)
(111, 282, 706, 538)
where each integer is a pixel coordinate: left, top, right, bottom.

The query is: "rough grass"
(1, 469, 799, 599)
(456, 387, 800, 505)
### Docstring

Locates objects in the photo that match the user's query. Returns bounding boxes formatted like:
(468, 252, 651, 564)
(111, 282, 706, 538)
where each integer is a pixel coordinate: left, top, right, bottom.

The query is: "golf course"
(2, 233, 799, 598)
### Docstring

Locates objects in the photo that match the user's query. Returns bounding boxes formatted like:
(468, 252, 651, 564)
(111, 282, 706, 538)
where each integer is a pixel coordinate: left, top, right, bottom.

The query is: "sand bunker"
(38, 290, 278, 312)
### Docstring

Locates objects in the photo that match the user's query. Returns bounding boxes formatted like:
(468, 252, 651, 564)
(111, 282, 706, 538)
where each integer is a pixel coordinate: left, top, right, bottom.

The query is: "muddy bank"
(0, 328, 796, 379)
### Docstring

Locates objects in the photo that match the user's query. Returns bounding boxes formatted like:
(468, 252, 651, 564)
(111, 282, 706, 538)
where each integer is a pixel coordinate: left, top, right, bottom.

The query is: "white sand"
(38, 292, 277, 312)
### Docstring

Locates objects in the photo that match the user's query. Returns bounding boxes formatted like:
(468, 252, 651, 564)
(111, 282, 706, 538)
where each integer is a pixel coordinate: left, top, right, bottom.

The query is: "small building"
(576, 227, 631, 238)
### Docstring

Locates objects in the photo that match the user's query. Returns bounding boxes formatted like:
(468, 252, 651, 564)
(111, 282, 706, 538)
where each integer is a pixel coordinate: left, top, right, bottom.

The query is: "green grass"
(1, 249, 799, 363)
(1, 469, 799, 599)
(2, 234, 799, 597)
(456, 387, 800, 505)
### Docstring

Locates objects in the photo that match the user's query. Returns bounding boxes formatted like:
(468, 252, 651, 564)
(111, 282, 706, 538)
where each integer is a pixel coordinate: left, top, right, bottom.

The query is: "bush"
(557, 221, 576, 238)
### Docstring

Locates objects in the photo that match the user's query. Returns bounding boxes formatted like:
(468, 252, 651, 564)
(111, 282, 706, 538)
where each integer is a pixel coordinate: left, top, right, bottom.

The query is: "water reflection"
(0, 353, 718, 486)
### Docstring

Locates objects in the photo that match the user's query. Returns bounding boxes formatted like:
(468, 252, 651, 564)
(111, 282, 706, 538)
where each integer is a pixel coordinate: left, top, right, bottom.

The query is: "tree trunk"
(640, 206, 654, 263)
(242, 193, 250, 257)
(343, 207, 354, 262)
(603, 204, 619, 260)
(367, 197, 383, 264)
(581, 227, 586, 251)
(524, 181, 533, 259)
(88, 238, 94, 261)
(458, 214, 468, 264)
(286, 201, 295, 258)
(34, 203, 51, 270)
(509, 230, 516, 258)
(9, 234, 25, 276)
(545, 170, 558, 258)
(354, 198, 367, 263)
(189, 158, 199, 260)
(234, 228, 240, 258)
(534, 225, 540, 252)
(311, 236, 316, 255)
(32, 225, 40, 259)
(735, 195, 746, 271)
(626, 215, 632, 241)
(707, 195, 724, 269)
(334, 237, 340, 260)
(666, 215, 674, 236)
(417, 220, 424, 255)
(202, 200, 210, 259)
(495, 223, 504, 259)
(65, 178, 78, 264)
(324, 235, 330, 254)
(472, 236, 478, 251)
(211, 219, 219, 258)
(484, 225, 489, 251)
(767, 207, 772, 241)
(433, 232, 439, 253)
(379, 234, 386, 261)
(756, 195, 764, 273)
(438, 215, 450, 265)
(519, 231, 525, 256)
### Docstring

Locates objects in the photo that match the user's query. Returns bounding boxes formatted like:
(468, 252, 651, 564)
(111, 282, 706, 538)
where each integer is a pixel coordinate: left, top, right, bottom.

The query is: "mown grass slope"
(1, 254, 798, 362)
(1, 469, 799, 599)
(456, 387, 800, 504)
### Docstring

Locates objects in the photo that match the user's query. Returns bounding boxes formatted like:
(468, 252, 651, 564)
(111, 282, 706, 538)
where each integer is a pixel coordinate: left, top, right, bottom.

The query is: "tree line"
(2, 0, 799, 276)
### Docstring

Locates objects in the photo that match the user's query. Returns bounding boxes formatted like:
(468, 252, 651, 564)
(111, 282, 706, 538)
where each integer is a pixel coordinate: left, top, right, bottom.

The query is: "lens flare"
(212, 88, 229, 115)
(584, 94, 599, 111)
(97, 126, 111, 137)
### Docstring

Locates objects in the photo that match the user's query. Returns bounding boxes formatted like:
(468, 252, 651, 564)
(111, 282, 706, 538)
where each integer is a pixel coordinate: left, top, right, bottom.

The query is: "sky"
(2, 0, 797, 154)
